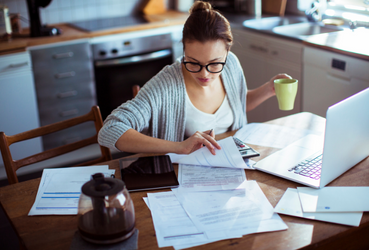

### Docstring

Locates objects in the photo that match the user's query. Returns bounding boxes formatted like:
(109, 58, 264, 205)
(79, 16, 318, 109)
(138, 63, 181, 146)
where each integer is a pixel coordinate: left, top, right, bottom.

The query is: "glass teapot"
(78, 173, 135, 244)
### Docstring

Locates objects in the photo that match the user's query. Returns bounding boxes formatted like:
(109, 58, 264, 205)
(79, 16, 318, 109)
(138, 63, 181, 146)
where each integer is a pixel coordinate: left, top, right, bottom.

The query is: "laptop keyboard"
(288, 153, 323, 180)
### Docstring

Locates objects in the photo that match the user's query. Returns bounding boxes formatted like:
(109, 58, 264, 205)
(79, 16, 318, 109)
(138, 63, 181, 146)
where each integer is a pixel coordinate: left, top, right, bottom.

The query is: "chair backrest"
(132, 85, 140, 98)
(0, 105, 112, 185)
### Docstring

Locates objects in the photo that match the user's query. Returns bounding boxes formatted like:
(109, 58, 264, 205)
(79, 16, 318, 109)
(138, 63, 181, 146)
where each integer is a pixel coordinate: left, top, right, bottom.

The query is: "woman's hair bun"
(183, 0, 233, 50)
(189, 1, 213, 14)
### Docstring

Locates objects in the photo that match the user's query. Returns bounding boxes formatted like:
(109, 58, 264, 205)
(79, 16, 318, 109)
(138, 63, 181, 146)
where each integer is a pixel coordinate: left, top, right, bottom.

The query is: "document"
(297, 187, 369, 212)
(178, 164, 247, 191)
(275, 188, 363, 226)
(29, 166, 115, 216)
(172, 181, 286, 239)
(147, 191, 235, 249)
(177, 136, 249, 169)
(167, 153, 187, 163)
(234, 123, 320, 149)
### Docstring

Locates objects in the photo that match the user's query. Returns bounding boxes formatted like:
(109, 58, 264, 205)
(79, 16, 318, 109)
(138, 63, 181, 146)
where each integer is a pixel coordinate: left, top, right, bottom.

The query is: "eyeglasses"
(182, 54, 227, 73)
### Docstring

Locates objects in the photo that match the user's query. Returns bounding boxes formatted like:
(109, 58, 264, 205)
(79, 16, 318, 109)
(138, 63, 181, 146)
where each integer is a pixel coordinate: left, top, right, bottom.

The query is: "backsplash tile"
(0, 0, 156, 28)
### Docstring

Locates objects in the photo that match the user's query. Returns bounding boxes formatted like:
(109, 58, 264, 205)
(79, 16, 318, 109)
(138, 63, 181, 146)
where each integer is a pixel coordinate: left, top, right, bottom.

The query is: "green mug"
(274, 79, 298, 111)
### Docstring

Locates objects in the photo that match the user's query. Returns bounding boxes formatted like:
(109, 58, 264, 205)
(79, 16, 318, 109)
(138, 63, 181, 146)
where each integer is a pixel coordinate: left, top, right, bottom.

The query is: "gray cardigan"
(98, 51, 248, 151)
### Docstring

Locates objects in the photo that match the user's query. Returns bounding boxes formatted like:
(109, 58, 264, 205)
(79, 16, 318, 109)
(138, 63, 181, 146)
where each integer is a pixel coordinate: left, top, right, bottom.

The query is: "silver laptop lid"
(320, 87, 369, 187)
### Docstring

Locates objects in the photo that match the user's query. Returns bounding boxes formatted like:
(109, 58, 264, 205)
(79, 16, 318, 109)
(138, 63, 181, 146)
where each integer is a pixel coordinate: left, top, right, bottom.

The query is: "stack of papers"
(29, 165, 115, 216)
(275, 187, 366, 226)
(234, 123, 321, 149)
(145, 164, 288, 249)
(177, 136, 250, 169)
(169, 136, 256, 170)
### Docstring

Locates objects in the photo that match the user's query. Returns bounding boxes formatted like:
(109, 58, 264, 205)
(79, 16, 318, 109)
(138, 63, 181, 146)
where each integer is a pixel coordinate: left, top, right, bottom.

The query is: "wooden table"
(1, 112, 369, 250)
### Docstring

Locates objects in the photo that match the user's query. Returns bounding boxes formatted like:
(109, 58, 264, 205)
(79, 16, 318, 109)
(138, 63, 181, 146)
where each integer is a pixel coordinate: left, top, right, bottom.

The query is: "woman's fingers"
(200, 131, 221, 154)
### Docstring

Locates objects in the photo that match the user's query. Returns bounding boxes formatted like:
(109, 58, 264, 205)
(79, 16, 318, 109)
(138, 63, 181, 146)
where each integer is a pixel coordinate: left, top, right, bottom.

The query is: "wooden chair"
(132, 85, 140, 98)
(0, 105, 112, 185)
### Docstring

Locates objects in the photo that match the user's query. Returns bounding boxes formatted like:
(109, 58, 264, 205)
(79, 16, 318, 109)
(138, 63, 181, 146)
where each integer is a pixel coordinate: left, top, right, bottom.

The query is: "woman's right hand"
(177, 130, 221, 155)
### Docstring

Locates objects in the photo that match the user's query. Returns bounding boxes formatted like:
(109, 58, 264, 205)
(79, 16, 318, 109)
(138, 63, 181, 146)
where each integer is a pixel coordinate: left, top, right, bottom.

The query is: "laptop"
(254, 87, 369, 188)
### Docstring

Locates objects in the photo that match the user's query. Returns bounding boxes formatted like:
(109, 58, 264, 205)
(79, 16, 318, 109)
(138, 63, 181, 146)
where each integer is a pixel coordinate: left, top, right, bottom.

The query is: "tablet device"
(119, 155, 179, 192)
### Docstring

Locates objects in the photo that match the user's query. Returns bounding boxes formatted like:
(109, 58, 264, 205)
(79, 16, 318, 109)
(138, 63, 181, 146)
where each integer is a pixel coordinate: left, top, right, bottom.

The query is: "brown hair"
(182, 1, 233, 50)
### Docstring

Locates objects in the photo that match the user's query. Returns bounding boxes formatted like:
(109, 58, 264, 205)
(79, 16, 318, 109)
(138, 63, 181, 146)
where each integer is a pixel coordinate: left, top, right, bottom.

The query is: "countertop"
(302, 29, 369, 61)
(1, 10, 368, 61)
(223, 12, 369, 61)
(0, 10, 189, 55)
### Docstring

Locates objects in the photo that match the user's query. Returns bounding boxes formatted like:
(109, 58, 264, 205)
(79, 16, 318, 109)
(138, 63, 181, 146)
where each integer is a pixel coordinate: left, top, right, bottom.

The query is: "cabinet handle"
(53, 52, 74, 59)
(250, 44, 259, 51)
(57, 90, 78, 98)
(60, 109, 79, 117)
(258, 47, 268, 53)
(8, 62, 28, 68)
(271, 50, 278, 55)
(55, 71, 76, 79)
(249, 44, 268, 53)
(95, 49, 171, 67)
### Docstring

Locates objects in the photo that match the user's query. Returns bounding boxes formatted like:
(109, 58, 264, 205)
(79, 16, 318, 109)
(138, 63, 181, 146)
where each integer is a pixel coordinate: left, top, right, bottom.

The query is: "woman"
(98, 1, 291, 155)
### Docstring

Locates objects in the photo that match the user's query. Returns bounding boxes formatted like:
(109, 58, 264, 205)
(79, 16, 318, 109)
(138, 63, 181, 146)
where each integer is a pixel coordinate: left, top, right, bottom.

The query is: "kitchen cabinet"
(29, 39, 97, 150)
(303, 46, 369, 117)
(0, 51, 43, 179)
(231, 28, 303, 122)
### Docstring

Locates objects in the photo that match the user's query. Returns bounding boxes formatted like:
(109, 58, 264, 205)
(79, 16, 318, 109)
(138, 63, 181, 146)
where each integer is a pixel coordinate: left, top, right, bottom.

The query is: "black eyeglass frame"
(182, 54, 228, 73)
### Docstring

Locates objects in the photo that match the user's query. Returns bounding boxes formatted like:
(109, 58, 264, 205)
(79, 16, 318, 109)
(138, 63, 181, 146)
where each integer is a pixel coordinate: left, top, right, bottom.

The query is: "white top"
(185, 92, 234, 137)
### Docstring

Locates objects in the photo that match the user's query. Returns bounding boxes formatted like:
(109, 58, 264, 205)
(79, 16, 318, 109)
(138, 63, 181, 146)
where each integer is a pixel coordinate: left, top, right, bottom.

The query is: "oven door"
(94, 49, 173, 119)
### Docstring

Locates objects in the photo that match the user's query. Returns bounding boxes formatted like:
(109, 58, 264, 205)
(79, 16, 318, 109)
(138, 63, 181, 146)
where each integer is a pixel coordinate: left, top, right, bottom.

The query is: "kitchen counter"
(223, 11, 369, 62)
(2, 10, 368, 61)
(0, 10, 189, 55)
(303, 29, 369, 61)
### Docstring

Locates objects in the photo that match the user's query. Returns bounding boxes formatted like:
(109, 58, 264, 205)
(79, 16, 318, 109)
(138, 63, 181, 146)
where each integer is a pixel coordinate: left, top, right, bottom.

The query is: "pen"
(203, 129, 213, 146)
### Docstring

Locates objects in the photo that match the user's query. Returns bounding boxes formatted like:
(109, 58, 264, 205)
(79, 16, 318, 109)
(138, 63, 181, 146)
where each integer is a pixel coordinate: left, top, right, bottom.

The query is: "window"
(326, 0, 369, 23)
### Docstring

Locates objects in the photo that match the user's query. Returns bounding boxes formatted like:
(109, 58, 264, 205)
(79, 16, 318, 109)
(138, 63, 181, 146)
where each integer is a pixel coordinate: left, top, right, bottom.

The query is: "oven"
(91, 33, 174, 119)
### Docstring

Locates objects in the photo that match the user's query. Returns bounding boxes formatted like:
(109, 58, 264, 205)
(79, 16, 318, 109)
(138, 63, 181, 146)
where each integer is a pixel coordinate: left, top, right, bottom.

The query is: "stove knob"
(99, 50, 107, 56)
(111, 49, 118, 54)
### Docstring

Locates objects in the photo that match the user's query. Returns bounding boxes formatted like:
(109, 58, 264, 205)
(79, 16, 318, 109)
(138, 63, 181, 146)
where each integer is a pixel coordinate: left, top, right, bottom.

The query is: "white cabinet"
(303, 46, 369, 117)
(231, 28, 303, 122)
(0, 51, 43, 179)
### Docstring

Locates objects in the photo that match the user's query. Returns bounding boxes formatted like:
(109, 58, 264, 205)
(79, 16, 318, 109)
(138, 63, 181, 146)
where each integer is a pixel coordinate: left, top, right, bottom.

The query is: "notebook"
(254, 87, 369, 188)
(119, 155, 179, 192)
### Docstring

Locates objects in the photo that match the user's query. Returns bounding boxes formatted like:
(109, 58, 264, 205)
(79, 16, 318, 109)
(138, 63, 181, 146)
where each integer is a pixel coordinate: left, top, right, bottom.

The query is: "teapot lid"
(82, 173, 124, 198)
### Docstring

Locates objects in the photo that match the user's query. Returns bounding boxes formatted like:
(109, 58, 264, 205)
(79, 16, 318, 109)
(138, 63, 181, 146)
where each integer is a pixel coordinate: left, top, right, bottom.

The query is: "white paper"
(226, 213, 288, 237)
(178, 164, 247, 191)
(234, 123, 319, 149)
(244, 158, 257, 169)
(170, 153, 256, 170)
(178, 136, 249, 169)
(147, 191, 233, 249)
(143, 197, 150, 209)
(297, 187, 369, 212)
(275, 188, 363, 226)
(167, 153, 187, 163)
(29, 166, 114, 215)
(146, 182, 287, 249)
(172, 181, 280, 238)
